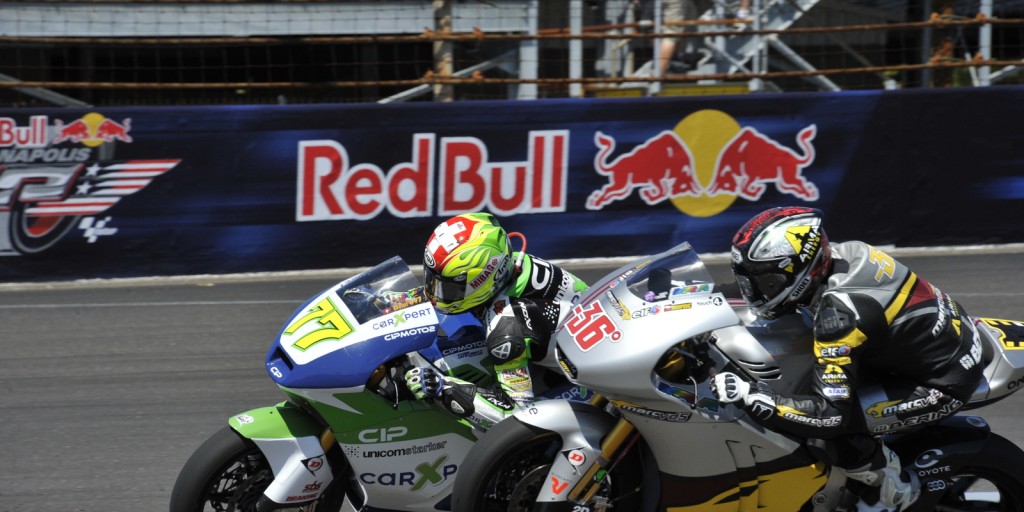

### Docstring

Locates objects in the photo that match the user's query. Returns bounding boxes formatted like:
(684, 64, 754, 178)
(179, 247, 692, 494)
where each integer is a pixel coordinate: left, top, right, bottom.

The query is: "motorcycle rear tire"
(930, 432, 1024, 510)
(451, 417, 644, 512)
(169, 426, 348, 512)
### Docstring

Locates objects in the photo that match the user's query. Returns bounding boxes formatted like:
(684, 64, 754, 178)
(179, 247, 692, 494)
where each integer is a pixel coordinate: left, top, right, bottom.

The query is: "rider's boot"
(842, 444, 920, 512)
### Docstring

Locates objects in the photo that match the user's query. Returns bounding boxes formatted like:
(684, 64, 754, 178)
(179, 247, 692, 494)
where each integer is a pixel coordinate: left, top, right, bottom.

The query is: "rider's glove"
(405, 366, 480, 419)
(712, 372, 777, 422)
(405, 366, 445, 399)
(712, 372, 749, 403)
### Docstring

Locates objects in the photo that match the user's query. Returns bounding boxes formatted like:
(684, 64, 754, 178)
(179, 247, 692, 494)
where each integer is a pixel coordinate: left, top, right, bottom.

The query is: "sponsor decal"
(631, 305, 660, 319)
(234, 414, 255, 424)
(822, 386, 849, 399)
(358, 426, 409, 443)
(371, 308, 433, 330)
(819, 345, 851, 358)
(914, 449, 951, 477)
(586, 110, 818, 218)
(785, 225, 822, 263)
(670, 283, 711, 296)
(383, 325, 437, 341)
(564, 449, 587, 467)
(297, 131, 568, 221)
(550, 476, 569, 495)
(871, 399, 964, 433)
(867, 390, 942, 418)
(663, 302, 694, 312)
(303, 456, 325, 475)
(821, 364, 848, 383)
(358, 455, 458, 491)
(469, 255, 500, 289)
(605, 290, 629, 320)
(615, 402, 692, 422)
(440, 339, 486, 357)
(777, 405, 841, 427)
(361, 440, 449, 458)
(565, 301, 622, 351)
(285, 493, 319, 503)
(781, 412, 842, 428)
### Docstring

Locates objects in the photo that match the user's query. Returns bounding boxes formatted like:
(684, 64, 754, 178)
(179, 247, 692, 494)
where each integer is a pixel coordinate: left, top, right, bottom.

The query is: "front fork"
(568, 416, 638, 505)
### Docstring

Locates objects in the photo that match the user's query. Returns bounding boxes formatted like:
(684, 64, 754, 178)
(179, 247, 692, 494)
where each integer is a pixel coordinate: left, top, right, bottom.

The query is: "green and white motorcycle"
(170, 256, 588, 512)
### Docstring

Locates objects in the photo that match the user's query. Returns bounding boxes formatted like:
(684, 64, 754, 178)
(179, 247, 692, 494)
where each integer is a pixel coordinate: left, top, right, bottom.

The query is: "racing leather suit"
(741, 242, 984, 466)
(437, 253, 587, 428)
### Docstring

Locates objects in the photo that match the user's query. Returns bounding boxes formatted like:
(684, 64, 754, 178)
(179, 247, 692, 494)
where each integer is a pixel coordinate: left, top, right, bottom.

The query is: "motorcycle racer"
(711, 206, 985, 512)
(405, 212, 588, 428)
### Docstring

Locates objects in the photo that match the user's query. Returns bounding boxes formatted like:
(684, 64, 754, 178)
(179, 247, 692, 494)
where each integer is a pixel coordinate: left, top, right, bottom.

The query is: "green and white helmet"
(423, 212, 514, 314)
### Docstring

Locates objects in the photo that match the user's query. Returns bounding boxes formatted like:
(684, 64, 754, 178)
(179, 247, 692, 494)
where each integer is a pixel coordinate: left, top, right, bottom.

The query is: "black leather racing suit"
(746, 242, 985, 466)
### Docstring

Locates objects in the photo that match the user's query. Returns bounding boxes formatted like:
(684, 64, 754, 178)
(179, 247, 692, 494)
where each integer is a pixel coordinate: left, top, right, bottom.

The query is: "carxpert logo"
(0, 113, 180, 255)
(587, 109, 819, 217)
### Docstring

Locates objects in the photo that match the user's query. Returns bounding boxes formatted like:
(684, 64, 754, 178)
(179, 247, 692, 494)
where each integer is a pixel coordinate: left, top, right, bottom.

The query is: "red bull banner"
(0, 87, 1022, 282)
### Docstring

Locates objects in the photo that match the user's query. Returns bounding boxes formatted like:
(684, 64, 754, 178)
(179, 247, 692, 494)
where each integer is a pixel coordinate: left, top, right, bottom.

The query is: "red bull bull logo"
(589, 130, 699, 209)
(53, 113, 133, 147)
(1, 113, 134, 165)
(587, 109, 819, 217)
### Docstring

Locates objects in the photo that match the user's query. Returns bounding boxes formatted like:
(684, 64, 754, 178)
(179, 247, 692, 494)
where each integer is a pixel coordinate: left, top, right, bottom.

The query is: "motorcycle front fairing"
(228, 256, 457, 507)
(532, 243, 827, 508)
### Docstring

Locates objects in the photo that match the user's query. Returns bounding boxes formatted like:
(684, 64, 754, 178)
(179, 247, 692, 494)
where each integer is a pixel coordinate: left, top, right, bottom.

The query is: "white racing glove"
(711, 372, 777, 422)
(712, 372, 750, 403)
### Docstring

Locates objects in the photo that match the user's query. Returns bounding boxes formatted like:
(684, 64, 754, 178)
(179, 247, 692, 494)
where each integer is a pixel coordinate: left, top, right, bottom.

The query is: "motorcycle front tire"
(169, 426, 349, 512)
(451, 417, 644, 512)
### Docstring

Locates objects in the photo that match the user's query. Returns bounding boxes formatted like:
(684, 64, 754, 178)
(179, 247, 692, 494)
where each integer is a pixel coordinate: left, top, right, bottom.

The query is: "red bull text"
(297, 131, 568, 221)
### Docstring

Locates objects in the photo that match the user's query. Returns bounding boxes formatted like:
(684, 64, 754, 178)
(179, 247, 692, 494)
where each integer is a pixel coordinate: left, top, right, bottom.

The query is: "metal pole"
(750, 0, 764, 91)
(921, 0, 932, 88)
(519, 0, 539, 99)
(979, 0, 992, 86)
(570, 0, 583, 97)
(433, 0, 454, 102)
(650, 0, 663, 95)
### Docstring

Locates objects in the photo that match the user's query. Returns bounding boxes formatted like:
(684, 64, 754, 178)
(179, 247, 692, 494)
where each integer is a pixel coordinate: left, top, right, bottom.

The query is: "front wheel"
(170, 426, 348, 512)
(922, 433, 1024, 511)
(451, 418, 644, 512)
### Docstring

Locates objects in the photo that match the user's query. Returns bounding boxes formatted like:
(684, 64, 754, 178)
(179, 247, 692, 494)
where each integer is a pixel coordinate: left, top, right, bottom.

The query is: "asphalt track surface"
(2, 248, 1023, 512)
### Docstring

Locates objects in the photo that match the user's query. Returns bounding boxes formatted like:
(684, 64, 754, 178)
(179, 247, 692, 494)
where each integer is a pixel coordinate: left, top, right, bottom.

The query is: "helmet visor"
(735, 271, 788, 307)
(423, 267, 467, 304)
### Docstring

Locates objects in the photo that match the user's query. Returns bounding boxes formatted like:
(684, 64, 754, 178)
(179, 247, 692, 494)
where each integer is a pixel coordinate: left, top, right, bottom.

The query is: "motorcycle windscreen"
(266, 256, 440, 389)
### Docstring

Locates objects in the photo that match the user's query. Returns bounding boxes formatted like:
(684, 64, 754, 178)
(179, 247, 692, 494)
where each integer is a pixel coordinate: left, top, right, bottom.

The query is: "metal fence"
(1, 0, 1022, 107)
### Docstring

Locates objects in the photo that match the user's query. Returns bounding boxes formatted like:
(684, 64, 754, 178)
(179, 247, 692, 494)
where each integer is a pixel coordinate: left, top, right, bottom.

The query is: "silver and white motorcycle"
(451, 242, 1024, 511)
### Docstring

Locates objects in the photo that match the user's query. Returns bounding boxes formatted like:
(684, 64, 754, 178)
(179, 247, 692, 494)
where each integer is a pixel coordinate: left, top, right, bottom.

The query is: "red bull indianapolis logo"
(0, 112, 181, 256)
(587, 109, 818, 217)
(0, 160, 180, 255)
